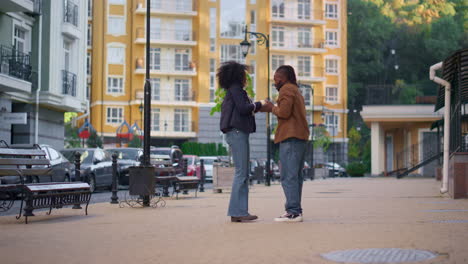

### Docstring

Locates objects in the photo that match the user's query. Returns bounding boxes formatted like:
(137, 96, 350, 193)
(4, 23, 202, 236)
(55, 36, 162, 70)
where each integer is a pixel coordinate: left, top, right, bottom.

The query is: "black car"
(0, 144, 74, 184)
(106, 148, 142, 185)
(61, 148, 114, 192)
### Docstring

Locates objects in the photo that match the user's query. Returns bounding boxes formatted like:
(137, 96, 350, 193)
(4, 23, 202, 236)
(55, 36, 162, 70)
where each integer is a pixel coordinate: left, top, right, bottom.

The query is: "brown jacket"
(272, 82, 310, 144)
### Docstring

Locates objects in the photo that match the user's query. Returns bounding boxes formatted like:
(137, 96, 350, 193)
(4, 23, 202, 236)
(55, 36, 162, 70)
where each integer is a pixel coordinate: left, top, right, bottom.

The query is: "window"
(210, 59, 216, 102)
(272, 26, 285, 47)
(88, 0, 93, 18)
(87, 23, 92, 46)
(106, 107, 123, 124)
(13, 26, 26, 53)
(174, 109, 189, 132)
(86, 53, 91, 75)
(326, 58, 338, 74)
(326, 86, 338, 102)
(107, 46, 124, 64)
(109, 0, 125, 4)
(64, 40, 71, 71)
(325, 113, 338, 136)
(150, 0, 162, 9)
(107, 77, 124, 94)
(151, 109, 160, 131)
(209, 8, 216, 52)
(175, 20, 191, 41)
(250, 0, 256, 4)
(298, 0, 311, 19)
(325, 3, 338, 19)
(108, 17, 125, 35)
(297, 56, 311, 77)
(47, 147, 61, 161)
(175, 79, 190, 101)
(175, 49, 190, 71)
(220, 0, 245, 38)
(150, 78, 160, 100)
(271, 55, 285, 71)
(298, 27, 312, 48)
(299, 84, 312, 106)
(325, 30, 338, 47)
(250, 10, 256, 32)
(272, 0, 285, 18)
(64, 0, 79, 26)
(220, 45, 244, 63)
(150, 18, 161, 39)
(149, 48, 160, 70)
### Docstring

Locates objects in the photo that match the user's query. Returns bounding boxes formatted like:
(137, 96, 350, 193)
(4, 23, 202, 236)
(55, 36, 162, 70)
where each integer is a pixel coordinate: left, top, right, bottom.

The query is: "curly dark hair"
(276, 65, 298, 86)
(217, 61, 248, 89)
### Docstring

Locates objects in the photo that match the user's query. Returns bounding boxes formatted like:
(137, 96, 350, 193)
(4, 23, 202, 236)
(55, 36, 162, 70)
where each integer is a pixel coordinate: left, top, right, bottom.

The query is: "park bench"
(172, 176, 199, 199)
(0, 143, 92, 224)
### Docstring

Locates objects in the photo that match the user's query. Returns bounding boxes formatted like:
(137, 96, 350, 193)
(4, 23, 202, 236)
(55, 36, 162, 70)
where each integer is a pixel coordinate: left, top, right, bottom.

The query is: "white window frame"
(271, 55, 285, 71)
(107, 76, 124, 94)
(175, 79, 190, 101)
(174, 49, 191, 71)
(325, 2, 338, 19)
(149, 47, 161, 70)
(86, 52, 91, 75)
(174, 109, 190, 132)
(272, 26, 285, 47)
(297, 56, 311, 77)
(88, 0, 93, 19)
(272, 0, 285, 18)
(151, 108, 160, 131)
(63, 39, 72, 71)
(87, 23, 92, 47)
(299, 84, 312, 106)
(209, 59, 216, 102)
(325, 58, 339, 74)
(210, 8, 217, 52)
(106, 107, 123, 124)
(325, 113, 339, 136)
(150, 78, 160, 100)
(325, 30, 339, 47)
(150, 18, 161, 40)
(297, 27, 312, 48)
(220, 45, 245, 63)
(298, 0, 311, 20)
(109, 0, 125, 4)
(107, 45, 125, 64)
(107, 16, 126, 36)
(326, 86, 339, 103)
(12, 21, 31, 54)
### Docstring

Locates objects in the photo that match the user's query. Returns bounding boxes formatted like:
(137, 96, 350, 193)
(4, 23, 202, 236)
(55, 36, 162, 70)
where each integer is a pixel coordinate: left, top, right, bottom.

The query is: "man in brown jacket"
(262, 65, 309, 222)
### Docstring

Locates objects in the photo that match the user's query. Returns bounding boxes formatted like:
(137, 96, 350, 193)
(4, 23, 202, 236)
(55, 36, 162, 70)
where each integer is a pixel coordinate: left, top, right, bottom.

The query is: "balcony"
(62, 70, 76, 96)
(135, 58, 197, 76)
(271, 38, 326, 53)
(0, 0, 34, 13)
(135, 27, 197, 46)
(271, 6, 325, 25)
(270, 66, 324, 83)
(62, 1, 80, 39)
(135, 89, 196, 106)
(150, 120, 197, 138)
(135, 0, 197, 17)
(0, 45, 32, 94)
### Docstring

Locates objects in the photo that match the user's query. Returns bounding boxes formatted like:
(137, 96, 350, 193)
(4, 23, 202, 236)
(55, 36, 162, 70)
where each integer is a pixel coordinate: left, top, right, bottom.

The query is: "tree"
(87, 131, 103, 148)
(128, 134, 142, 148)
(64, 123, 81, 148)
(348, 127, 362, 161)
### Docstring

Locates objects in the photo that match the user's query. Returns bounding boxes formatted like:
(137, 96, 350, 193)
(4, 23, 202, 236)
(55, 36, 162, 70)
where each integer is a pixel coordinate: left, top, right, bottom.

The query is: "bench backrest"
(0, 148, 51, 177)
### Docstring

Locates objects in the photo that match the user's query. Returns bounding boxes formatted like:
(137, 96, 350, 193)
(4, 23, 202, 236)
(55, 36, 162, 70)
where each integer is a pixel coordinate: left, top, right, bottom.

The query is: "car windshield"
(109, 149, 140, 160)
(61, 150, 94, 164)
(202, 159, 217, 165)
(150, 149, 171, 156)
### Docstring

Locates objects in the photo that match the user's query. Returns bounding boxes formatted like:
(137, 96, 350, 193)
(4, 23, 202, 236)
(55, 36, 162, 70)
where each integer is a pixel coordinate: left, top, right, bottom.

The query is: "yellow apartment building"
(86, 0, 348, 162)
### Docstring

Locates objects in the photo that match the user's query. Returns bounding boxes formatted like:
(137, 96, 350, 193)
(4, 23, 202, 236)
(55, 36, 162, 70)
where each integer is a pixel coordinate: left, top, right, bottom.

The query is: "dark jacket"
(220, 84, 262, 134)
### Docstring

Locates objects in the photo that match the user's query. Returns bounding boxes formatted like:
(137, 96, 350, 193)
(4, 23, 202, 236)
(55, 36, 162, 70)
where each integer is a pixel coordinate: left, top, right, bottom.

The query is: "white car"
(324, 162, 347, 177)
(199, 156, 220, 182)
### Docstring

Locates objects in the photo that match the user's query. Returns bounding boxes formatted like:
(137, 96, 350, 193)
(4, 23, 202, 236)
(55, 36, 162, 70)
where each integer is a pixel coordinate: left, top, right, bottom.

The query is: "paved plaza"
(1, 177, 468, 264)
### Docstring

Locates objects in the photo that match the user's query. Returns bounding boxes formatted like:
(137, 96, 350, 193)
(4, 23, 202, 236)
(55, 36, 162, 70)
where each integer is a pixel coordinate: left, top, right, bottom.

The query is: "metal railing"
(135, 58, 196, 73)
(271, 7, 324, 21)
(270, 66, 323, 79)
(151, 89, 196, 102)
(150, 120, 196, 133)
(136, 27, 196, 42)
(271, 38, 325, 50)
(0, 45, 31, 82)
(62, 70, 77, 96)
(136, 0, 195, 12)
(64, 0, 78, 26)
(394, 135, 442, 177)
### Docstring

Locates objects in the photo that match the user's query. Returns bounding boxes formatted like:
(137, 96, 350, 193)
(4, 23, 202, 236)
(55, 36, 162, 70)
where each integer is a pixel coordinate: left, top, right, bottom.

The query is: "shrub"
(346, 162, 367, 177)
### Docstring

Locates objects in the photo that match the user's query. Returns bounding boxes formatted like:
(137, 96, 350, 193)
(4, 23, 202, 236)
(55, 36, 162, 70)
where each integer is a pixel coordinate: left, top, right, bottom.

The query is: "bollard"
(73, 151, 82, 209)
(110, 152, 119, 204)
(183, 158, 188, 175)
(199, 159, 205, 192)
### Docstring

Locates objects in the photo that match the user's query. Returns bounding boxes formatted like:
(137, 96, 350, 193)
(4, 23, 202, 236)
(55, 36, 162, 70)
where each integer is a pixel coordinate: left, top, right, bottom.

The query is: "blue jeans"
(225, 129, 250, 217)
(280, 138, 306, 215)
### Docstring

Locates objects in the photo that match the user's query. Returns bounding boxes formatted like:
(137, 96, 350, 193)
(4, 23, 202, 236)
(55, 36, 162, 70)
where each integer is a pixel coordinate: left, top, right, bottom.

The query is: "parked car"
(150, 146, 184, 176)
(107, 148, 142, 185)
(323, 162, 347, 177)
(199, 156, 220, 182)
(61, 148, 114, 192)
(183, 155, 203, 178)
(0, 144, 74, 185)
(258, 158, 280, 179)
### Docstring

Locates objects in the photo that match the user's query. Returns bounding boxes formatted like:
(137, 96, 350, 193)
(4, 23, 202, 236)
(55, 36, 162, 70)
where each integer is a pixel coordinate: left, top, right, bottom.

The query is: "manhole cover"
(321, 248, 437, 263)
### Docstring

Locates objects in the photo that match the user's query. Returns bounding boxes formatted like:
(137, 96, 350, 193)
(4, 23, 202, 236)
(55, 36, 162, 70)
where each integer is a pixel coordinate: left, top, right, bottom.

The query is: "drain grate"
(321, 248, 437, 263)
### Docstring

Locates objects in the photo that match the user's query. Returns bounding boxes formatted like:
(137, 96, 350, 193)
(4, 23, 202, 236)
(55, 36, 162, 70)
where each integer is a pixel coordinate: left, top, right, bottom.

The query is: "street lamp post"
(240, 25, 272, 186)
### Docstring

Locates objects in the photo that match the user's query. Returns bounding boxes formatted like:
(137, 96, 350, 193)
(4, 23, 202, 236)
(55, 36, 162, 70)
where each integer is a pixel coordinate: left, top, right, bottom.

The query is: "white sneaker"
(274, 213, 303, 222)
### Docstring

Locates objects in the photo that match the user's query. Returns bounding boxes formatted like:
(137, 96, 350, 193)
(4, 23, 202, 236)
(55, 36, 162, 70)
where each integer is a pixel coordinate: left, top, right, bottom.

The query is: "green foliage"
(86, 130, 103, 148)
(346, 162, 367, 177)
(395, 79, 423, 104)
(64, 123, 81, 148)
(128, 134, 142, 148)
(210, 73, 256, 116)
(64, 112, 78, 123)
(181, 142, 228, 156)
(362, 139, 372, 173)
(313, 126, 332, 151)
(348, 127, 362, 161)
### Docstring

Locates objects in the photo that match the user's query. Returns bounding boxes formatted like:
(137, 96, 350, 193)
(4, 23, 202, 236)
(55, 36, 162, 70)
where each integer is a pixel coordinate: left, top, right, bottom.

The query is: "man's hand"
(259, 100, 274, 112)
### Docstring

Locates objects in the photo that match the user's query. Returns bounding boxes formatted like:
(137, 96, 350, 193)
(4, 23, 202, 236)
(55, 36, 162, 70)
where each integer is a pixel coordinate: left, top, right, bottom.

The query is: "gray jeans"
(225, 129, 250, 217)
(280, 138, 307, 215)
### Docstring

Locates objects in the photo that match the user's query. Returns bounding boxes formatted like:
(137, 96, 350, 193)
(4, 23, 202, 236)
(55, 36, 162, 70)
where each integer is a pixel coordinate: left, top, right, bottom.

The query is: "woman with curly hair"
(218, 61, 266, 223)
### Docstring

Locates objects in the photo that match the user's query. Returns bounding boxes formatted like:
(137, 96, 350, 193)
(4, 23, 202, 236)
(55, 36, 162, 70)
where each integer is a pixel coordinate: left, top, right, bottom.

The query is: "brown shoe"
(231, 215, 258, 222)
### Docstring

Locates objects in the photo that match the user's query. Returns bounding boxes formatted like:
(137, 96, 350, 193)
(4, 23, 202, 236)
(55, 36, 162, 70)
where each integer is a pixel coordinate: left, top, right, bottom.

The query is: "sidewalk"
(1, 178, 468, 264)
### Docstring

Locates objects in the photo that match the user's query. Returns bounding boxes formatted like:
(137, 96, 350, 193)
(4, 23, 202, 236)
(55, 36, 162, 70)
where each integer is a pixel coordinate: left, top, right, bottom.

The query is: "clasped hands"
(258, 99, 274, 112)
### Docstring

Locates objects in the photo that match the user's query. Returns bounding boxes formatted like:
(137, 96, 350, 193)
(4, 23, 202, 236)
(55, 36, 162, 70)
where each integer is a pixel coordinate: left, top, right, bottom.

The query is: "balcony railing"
(271, 6, 324, 21)
(136, 0, 195, 13)
(136, 58, 197, 74)
(271, 38, 325, 50)
(0, 45, 31, 82)
(62, 70, 77, 96)
(64, 0, 78, 26)
(271, 66, 324, 80)
(136, 27, 196, 43)
(150, 120, 196, 134)
(151, 89, 196, 102)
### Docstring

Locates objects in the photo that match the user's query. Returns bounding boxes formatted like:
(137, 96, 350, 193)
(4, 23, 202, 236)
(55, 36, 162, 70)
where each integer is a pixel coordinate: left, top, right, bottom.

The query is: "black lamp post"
(240, 25, 272, 186)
